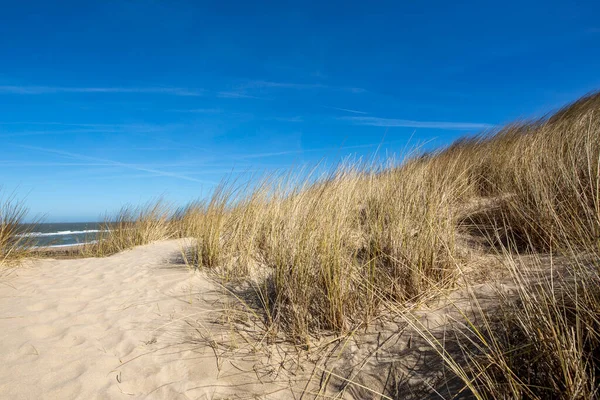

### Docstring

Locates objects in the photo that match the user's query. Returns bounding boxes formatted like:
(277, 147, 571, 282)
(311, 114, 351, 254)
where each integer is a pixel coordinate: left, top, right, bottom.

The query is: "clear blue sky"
(1, 1, 599, 221)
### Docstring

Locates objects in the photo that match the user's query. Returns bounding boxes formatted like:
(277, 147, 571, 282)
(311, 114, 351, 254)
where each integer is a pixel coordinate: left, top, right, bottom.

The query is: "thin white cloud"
(0, 128, 124, 138)
(340, 116, 494, 130)
(1, 122, 211, 154)
(0, 123, 181, 140)
(17, 145, 210, 183)
(0, 85, 204, 96)
(0, 121, 122, 126)
(245, 80, 327, 90)
(233, 142, 391, 159)
(0, 161, 114, 167)
(241, 80, 366, 93)
(0, 160, 252, 169)
(83, 173, 218, 183)
(0, 123, 183, 138)
(82, 167, 263, 182)
(325, 106, 368, 115)
(133, 146, 182, 151)
(0, 122, 168, 130)
(217, 91, 267, 99)
(168, 108, 222, 113)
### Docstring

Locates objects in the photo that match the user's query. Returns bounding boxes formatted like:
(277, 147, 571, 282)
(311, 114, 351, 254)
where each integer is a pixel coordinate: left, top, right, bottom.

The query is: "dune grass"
(404, 243, 600, 399)
(0, 191, 35, 269)
(80, 200, 174, 257)
(178, 158, 467, 341)
(399, 93, 600, 398)
(169, 93, 599, 346)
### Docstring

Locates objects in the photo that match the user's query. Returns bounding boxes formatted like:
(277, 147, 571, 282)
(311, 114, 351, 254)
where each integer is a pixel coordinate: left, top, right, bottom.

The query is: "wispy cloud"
(1, 121, 213, 155)
(83, 167, 262, 182)
(0, 85, 204, 96)
(0, 80, 365, 100)
(0, 121, 119, 126)
(0, 122, 168, 130)
(0, 122, 182, 138)
(340, 116, 494, 130)
(233, 142, 394, 160)
(84, 173, 219, 182)
(0, 125, 186, 142)
(245, 80, 327, 90)
(324, 106, 368, 115)
(238, 80, 366, 94)
(17, 145, 212, 183)
(0, 159, 249, 170)
(217, 91, 267, 99)
(0, 128, 125, 138)
(168, 108, 222, 113)
(0, 161, 115, 167)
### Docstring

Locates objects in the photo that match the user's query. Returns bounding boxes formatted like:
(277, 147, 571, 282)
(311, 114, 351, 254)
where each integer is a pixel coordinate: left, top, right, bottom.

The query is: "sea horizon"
(19, 222, 104, 248)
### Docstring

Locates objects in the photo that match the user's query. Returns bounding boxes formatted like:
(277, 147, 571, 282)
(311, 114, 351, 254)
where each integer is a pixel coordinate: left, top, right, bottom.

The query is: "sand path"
(0, 240, 291, 399)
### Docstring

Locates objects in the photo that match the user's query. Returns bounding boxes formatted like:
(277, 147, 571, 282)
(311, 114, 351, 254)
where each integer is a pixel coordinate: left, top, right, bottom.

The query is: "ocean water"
(19, 222, 104, 248)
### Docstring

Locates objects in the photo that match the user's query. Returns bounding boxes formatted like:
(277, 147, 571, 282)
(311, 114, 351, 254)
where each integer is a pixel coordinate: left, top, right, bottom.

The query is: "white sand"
(1, 239, 498, 399)
(0, 240, 294, 399)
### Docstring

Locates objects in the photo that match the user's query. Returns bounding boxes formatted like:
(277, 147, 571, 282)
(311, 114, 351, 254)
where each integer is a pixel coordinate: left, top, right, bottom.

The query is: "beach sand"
(0, 240, 299, 399)
(1, 239, 493, 399)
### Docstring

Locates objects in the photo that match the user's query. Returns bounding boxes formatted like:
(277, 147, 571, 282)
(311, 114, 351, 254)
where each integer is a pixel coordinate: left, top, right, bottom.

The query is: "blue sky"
(1, 1, 599, 221)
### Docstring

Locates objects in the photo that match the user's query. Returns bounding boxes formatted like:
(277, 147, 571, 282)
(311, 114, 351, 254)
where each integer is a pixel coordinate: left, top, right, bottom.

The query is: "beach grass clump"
(400, 92, 600, 398)
(452, 94, 600, 253)
(82, 199, 174, 257)
(177, 176, 273, 277)
(179, 92, 600, 349)
(499, 99, 600, 253)
(408, 246, 600, 400)
(0, 191, 34, 268)
(183, 158, 465, 341)
(488, 256, 600, 400)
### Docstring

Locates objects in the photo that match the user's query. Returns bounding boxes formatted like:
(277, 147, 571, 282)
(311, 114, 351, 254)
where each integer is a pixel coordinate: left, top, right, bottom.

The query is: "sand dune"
(0, 240, 296, 399)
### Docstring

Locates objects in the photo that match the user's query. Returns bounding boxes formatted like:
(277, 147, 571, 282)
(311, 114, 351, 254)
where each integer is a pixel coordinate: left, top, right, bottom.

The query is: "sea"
(19, 222, 105, 249)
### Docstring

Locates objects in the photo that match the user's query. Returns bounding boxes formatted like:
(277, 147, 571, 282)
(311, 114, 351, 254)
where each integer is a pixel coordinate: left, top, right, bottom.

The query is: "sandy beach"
(0, 240, 298, 399)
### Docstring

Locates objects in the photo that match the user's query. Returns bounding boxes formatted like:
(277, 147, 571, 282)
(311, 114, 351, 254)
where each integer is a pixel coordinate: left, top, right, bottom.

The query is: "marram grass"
(0, 191, 35, 269)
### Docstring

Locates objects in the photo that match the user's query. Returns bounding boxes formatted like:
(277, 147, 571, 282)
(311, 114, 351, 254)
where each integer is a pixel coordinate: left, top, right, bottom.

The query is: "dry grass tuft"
(407, 247, 600, 400)
(81, 199, 174, 257)
(180, 158, 467, 341)
(463, 93, 600, 253)
(0, 191, 35, 269)
(391, 93, 600, 399)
